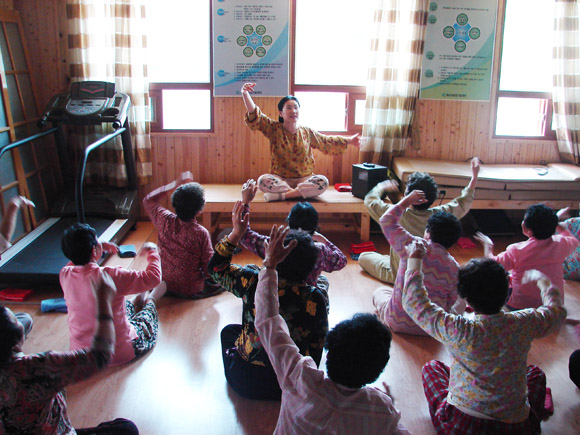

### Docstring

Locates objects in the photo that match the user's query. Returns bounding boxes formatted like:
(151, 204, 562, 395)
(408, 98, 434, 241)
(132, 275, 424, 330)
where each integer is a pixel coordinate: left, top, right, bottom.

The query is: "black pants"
(76, 418, 138, 434)
(220, 324, 281, 400)
(570, 349, 580, 389)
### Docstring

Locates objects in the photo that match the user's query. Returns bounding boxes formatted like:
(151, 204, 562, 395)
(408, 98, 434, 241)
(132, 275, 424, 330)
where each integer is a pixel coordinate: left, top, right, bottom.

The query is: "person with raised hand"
(254, 224, 409, 434)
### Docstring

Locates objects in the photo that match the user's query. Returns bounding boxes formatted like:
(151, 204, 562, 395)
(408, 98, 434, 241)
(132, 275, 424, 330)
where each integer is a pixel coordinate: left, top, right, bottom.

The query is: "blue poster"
(420, 0, 497, 101)
(213, 0, 289, 97)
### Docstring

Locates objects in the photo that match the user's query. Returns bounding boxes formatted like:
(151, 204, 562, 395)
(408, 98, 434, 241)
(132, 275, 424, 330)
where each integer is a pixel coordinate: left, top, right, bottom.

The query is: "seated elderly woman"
(209, 200, 329, 400)
(0, 270, 138, 434)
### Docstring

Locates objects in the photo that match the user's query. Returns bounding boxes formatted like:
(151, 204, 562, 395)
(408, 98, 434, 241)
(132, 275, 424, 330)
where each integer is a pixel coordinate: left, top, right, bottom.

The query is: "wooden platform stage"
(393, 157, 580, 210)
(200, 185, 371, 241)
(7, 221, 580, 434)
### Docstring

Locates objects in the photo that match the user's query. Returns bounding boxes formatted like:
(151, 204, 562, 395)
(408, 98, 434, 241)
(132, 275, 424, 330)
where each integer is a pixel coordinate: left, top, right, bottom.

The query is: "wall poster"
(212, 0, 289, 97)
(419, 0, 498, 101)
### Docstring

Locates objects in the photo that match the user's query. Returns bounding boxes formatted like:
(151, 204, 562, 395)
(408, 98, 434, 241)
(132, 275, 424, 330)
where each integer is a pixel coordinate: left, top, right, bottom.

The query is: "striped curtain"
(67, 0, 151, 186)
(360, 0, 428, 166)
(553, 0, 580, 165)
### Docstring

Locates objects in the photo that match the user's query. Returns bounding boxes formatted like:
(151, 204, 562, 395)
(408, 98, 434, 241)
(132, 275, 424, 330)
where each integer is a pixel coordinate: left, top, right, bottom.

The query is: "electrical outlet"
(439, 190, 447, 197)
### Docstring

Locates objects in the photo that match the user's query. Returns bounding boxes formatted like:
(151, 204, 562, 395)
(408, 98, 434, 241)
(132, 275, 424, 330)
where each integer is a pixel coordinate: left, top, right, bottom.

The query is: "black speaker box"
(352, 163, 390, 199)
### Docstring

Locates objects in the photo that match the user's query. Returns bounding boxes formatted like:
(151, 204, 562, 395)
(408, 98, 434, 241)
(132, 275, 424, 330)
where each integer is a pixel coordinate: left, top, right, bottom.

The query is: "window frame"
(493, 1, 556, 141)
(290, 0, 364, 136)
(149, 0, 365, 135)
(149, 1, 214, 134)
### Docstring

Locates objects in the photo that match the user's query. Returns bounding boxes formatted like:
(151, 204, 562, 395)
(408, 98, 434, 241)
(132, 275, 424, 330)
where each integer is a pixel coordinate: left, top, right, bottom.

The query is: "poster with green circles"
(420, 0, 497, 101)
(213, 0, 289, 96)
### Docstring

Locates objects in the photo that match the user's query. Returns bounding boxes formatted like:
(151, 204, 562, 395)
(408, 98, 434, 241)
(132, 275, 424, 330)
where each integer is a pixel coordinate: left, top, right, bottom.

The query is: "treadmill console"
(39, 81, 130, 129)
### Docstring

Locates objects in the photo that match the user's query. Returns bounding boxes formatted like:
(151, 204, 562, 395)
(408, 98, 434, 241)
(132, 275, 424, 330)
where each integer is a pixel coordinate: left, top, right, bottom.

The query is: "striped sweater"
(378, 203, 461, 335)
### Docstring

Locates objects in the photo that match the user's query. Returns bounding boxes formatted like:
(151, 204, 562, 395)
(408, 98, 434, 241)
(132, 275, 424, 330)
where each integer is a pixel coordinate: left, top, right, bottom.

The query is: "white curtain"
(360, 0, 428, 166)
(67, 0, 152, 185)
(552, 0, 580, 165)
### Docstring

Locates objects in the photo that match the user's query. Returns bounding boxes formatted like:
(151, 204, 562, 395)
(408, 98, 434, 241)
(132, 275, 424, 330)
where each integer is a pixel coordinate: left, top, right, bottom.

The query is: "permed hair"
(457, 257, 509, 315)
(277, 95, 300, 123)
(426, 212, 462, 249)
(523, 203, 558, 240)
(406, 171, 438, 210)
(61, 223, 98, 266)
(325, 313, 392, 388)
(276, 230, 319, 282)
(171, 182, 205, 222)
(286, 202, 318, 235)
(0, 305, 24, 363)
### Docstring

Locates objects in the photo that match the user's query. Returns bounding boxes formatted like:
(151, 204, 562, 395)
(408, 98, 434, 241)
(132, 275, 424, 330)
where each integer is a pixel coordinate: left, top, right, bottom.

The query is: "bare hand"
(263, 225, 297, 269)
(311, 231, 328, 244)
(101, 241, 119, 255)
(405, 238, 428, 259)
(522, 269, 551, 289)
(179, 171, 194, 185)
(142, 242, 158, 252)
(242, 179, 258, 205)
(229, 200, 250, 243)
(241, 82, 256, 94)
(474, 231, 493, 247)
(347, 133, 361, 147)
(402, 190, 427, 208)
(471, 157, 481, 179)
(557, 207, 571, 222)
(11, 195, 35, 209)
(376, 180, 399, 193)
(381, 381, 394, 402)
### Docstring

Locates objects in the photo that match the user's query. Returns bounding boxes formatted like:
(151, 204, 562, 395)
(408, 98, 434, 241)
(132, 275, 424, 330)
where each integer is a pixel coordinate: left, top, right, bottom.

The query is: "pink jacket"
(59, 250, 162, 365)
(493, 230, 579, 309)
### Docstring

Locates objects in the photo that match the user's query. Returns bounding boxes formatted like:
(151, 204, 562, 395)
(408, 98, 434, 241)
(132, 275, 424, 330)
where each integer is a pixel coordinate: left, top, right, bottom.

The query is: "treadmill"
(0, 81, 139, 290)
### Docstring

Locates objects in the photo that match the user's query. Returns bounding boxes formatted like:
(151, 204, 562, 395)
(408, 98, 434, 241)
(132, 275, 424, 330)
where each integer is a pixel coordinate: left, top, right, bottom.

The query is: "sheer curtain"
(360, 0, 428, 166)
(66, 0, 151, 186)
(553, 0, 580, 165)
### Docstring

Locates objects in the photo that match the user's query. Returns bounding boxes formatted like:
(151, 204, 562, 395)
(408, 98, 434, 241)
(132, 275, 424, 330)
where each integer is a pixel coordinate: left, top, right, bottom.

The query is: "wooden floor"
(9, 221, 580, 434)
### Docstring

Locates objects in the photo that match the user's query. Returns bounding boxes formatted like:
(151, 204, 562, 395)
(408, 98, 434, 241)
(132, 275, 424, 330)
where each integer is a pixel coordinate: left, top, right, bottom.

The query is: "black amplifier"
(352, 163, 390, 199)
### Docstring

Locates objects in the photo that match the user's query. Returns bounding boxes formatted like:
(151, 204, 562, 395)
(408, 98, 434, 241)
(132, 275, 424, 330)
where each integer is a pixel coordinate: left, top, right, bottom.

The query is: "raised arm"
(241, 82, 257, 114)
(145, 171, 194, 201)
(241, 178, 258, 207)
(467, 157, 480, 190)
(474, 231, 494, 257)
(0, 196, 35, 247)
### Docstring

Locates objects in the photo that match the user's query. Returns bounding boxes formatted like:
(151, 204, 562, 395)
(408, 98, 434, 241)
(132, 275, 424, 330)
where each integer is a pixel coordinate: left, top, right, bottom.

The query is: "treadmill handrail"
(75, 127, 127, 223)
(0, 127, 58, 160)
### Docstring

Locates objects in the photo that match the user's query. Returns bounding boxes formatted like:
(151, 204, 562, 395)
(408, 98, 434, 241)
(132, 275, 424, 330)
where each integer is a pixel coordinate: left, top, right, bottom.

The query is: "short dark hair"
(457, 258, 509, 315)
(171, 182, 205, 222)
(277, 95, 300, 123)
(276, 230, 319, 282)
(426, 212, 462, 249)
(0, 305, 24, 363)
(406, 172, 438, 210)
(286, 202, 318, 235)
(523, 203, 558, 240)
(325, 313, 392, 388)
(61, 223, 98, 265)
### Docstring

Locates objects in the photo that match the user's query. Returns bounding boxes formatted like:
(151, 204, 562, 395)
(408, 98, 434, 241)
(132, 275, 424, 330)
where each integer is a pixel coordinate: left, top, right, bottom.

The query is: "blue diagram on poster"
(213, 0, 289, 97)
(420, 1, 497, 101)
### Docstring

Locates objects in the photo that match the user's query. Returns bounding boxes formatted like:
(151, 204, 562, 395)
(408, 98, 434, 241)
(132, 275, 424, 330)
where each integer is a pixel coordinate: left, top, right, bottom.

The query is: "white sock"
(264, 192, 285, 202)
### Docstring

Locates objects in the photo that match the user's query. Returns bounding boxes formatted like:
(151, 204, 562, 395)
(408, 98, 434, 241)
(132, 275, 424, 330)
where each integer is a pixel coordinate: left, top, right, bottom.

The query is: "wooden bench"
(393, 157, 580, 210)
(200, 185, 371, 241)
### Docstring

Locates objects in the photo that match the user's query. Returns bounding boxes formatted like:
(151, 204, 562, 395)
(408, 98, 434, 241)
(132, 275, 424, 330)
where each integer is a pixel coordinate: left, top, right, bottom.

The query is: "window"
(148, 1, 373, 133)
(495, 0, 555, 139)
(293, 0, 373, 133)
(148, 1, 212, 132)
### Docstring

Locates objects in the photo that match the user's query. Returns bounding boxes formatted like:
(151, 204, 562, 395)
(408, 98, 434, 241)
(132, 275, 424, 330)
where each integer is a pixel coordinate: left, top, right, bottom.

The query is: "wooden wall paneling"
(199, 136, 210, 182)
(461, 102, 475, 160)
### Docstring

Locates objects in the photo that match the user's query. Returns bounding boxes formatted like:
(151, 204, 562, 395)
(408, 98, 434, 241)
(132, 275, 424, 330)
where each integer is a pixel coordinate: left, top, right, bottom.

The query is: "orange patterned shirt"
(245, 107, 348, 178)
